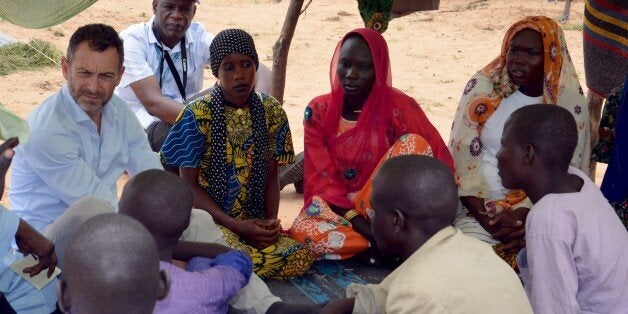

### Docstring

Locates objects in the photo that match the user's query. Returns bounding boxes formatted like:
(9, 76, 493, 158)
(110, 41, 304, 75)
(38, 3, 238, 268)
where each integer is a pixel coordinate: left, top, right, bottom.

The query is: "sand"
(0, 0, 602, 227)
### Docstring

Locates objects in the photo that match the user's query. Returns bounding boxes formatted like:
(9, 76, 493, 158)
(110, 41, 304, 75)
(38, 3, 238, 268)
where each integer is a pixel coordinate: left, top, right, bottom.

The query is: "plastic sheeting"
(0, 0, 97, 29)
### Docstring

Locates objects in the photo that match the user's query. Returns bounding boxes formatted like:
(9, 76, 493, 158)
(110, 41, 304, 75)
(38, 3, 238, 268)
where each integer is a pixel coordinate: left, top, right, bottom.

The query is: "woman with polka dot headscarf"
(160, 29, 314, 279)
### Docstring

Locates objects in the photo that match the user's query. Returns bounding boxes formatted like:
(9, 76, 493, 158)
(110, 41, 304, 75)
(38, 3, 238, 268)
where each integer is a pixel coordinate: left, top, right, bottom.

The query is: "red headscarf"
(304, 28, 454, 208)
(304, 28, 402, 207)
(324, 28, 394, 145)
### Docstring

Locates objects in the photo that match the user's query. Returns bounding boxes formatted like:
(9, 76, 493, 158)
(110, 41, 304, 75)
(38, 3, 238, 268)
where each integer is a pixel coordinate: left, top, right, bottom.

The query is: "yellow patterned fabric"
(161, 91, 311, 278)
(493, 244, 519, 270)
(220, 226, 314, 279)
(195, 101, 293, 220)
(162, 92, 295, 219)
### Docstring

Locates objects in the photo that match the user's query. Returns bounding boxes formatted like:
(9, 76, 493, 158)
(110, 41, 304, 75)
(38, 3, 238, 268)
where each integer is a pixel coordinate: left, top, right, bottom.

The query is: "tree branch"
(271, 0, 307, 104)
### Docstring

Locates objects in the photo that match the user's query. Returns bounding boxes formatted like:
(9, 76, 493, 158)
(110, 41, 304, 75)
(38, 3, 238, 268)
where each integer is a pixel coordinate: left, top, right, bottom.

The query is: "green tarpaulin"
(0, 0, 97, 29)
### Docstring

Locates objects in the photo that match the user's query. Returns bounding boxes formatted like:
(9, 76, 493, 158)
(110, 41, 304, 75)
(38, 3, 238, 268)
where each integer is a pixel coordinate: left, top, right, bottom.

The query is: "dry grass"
(0, 39, 62, 76)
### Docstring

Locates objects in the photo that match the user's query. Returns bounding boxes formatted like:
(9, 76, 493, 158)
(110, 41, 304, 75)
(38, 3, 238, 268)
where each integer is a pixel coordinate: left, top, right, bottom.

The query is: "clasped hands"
(233, 218, 282, 249)
(483, 207, 530, 253)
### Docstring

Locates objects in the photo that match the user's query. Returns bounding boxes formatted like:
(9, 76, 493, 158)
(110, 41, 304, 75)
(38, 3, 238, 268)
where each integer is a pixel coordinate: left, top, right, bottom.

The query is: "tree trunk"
(588, 90, 605, 179)
(560, 0, 572, 21)
(271, 0, 306, 104)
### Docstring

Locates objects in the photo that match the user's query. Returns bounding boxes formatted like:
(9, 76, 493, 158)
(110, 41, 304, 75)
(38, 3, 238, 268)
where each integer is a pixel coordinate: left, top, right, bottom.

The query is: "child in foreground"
(496, 104, 628, 313)
(58, 213, 169, 313)
(118, 169, 252, 314)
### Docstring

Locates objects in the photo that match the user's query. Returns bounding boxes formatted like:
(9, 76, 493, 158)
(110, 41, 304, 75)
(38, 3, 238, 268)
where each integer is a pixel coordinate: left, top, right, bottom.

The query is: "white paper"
(10, 254, 61, 290)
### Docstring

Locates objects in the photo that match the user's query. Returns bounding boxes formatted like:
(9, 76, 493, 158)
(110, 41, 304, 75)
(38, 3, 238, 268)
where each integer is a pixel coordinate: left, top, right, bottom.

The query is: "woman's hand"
(461, 196, 528, 252)
(233, 218, 282, 249)
(488, 207, 530, 252)
(460, 196, 500, 233)
(330, 204, 373, 240)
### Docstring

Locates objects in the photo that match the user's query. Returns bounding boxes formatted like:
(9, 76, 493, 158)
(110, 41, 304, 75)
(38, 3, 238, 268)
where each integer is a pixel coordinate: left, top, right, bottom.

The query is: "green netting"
(0, 0, 97, 29)
(0, 102, 28, 142)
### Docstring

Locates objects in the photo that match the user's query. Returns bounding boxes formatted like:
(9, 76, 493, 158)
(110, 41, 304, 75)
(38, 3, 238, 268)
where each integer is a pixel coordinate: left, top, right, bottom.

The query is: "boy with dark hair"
(322, 155, 531, 313)
(119, 169, 252, 314)
(497, 104, 628, 313)
(58, 213, 169, 313)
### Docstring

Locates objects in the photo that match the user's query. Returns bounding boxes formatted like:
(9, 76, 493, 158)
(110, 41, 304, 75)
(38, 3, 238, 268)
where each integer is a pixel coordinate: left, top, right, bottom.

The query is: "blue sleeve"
(184, 256, 214, 272)
(212, 251, 253, 283)
(123, 103, 163, 175)
(185, 251, 253, 283)
(1, 206, 20, 273)
(160, 105, 206, 168)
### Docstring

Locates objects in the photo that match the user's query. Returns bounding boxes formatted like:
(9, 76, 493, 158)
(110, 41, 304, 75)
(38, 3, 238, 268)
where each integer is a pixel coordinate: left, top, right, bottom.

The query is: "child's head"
(497, 104, 577, 189)
(118, 169, 193, 247)
(209, 28, 258, 105)
(370, 155, 458, 258)
(58, 213, 168, 313)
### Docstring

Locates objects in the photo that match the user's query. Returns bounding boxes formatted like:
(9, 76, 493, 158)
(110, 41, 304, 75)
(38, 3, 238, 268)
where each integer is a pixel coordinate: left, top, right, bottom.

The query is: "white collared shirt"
(115, 17, 214, 128)
(9, 85, 162, 231)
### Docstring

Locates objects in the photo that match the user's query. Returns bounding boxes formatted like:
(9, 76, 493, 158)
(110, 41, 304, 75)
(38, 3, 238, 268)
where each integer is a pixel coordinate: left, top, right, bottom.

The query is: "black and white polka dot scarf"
(207, 83, 269, 219)
(210, 28, 259, 78)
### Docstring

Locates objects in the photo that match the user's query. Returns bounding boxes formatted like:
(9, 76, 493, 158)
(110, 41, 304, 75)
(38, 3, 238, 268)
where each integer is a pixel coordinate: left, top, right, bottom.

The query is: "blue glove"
(186, 251, 253, 283)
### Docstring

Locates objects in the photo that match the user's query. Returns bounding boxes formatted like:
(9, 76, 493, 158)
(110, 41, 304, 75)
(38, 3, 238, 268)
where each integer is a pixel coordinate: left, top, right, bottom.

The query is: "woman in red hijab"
(290, 28, 454, 263)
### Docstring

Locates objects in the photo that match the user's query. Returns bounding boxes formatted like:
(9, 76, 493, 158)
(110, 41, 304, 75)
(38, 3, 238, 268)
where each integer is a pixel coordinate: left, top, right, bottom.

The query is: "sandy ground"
(0, 0, 604, 228)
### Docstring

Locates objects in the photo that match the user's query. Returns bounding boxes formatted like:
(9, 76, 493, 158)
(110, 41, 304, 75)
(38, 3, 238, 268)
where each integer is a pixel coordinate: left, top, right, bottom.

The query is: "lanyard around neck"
(152, 24, 188, 102)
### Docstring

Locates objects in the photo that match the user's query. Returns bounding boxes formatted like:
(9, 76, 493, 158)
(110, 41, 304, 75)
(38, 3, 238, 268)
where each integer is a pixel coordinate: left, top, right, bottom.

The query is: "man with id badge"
(115, 0, 272, 164)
